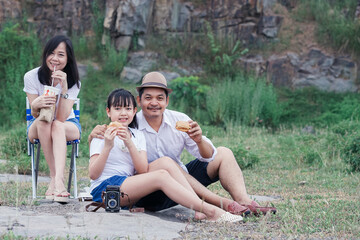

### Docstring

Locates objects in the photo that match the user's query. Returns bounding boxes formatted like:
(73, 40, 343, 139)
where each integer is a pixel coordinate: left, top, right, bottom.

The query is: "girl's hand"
(116, 126, 131, 145)
(32, 94, 57, 109)
(104, 127, 117, 149)
(51, 70, 68, 93)
(187, 120, 203, 143)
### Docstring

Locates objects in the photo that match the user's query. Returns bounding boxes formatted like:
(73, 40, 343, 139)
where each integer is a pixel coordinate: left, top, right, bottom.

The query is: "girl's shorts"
(91, 175, 127, 203)
(27, 117, 82, 137)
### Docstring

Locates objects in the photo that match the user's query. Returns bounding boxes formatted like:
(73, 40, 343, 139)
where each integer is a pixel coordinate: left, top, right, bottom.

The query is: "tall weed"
(0, 24, 41, 127)
(205, 22, 248, 79)
(206, 74, 281, 128)
(295, 0, 360, 54)
(0, 124, 48, 175)
(101, 44, 127, 77)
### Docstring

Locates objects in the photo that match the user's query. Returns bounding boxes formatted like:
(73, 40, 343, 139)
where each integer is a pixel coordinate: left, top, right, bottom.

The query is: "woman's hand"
(31, 94, 57, 110)
(52, 70, 68, 94)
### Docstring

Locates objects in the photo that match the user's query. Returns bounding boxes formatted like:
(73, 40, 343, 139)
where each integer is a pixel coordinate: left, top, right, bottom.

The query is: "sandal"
(227, 201, 251, 217)
(45, 185, 55, 200)
(54, 189, 70, 203)
(214, 212, 243, 223)
(45, 191, 54, 200)
(244, 200, 277, 216)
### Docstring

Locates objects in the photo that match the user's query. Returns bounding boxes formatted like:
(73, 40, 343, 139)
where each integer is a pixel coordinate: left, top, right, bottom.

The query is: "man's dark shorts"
(135, 159, 219, 211)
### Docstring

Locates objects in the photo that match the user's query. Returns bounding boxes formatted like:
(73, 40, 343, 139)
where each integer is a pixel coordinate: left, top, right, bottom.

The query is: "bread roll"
(175, 121, 190, 132)
(108, 121, 122, 128)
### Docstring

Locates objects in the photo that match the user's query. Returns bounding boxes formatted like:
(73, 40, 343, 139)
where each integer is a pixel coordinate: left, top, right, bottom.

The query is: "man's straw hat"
(136, 72, 173, 93)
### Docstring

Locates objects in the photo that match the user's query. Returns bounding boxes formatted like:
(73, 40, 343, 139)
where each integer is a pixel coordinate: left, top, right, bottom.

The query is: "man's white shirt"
(137, 109, 217, 172)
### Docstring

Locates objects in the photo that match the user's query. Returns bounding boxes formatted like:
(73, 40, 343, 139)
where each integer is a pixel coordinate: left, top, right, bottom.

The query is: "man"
(89, 72, 276, 216)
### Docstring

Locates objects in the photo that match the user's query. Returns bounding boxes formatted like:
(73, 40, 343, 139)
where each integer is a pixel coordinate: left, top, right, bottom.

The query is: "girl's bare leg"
(120, 169, 225, 221)
(148, 157, 207, 219)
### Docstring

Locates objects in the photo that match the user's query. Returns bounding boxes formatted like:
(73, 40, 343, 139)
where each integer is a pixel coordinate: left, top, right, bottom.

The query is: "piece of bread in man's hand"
(175, 121, 190, 132)
(108, 121, 123, 129)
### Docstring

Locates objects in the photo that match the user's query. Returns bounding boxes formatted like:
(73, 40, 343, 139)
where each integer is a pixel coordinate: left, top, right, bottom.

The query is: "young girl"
(89, 88, 243, 222)
(24, 35, 81, 203)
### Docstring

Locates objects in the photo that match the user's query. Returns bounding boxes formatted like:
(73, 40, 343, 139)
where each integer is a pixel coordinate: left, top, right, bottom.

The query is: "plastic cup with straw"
(44, 66, 59, 96)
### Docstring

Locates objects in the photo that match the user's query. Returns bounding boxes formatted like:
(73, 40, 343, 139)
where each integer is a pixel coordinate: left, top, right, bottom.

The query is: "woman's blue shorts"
(27, 117, 82, 137)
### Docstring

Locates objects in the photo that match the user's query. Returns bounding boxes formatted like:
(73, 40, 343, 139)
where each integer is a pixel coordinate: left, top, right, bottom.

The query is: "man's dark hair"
(38, 35, 80, 88)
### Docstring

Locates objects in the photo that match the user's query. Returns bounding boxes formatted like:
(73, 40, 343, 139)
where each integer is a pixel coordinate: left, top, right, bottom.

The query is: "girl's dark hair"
(38, 35, 80, 88)
(107, 88, 138, 129)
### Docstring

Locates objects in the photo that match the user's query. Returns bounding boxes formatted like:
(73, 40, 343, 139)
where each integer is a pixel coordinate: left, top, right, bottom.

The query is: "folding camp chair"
(26, 97, 80, 199)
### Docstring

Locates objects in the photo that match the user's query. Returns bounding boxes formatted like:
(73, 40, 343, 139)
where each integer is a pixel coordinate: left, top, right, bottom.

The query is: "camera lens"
(109, 192, 116, 199)
(108, 199, 117, 208)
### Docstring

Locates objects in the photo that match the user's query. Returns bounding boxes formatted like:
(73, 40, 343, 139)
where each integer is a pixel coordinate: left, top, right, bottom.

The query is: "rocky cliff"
(0, 0, 358, 92)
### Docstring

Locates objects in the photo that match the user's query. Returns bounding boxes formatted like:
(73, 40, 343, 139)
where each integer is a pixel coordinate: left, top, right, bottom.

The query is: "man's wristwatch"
(60, 93, 69, 99)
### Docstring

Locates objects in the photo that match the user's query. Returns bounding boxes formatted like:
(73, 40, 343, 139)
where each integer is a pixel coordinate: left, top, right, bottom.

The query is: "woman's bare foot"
(194, 211, 207, 220)
(45, 178, 56, 200)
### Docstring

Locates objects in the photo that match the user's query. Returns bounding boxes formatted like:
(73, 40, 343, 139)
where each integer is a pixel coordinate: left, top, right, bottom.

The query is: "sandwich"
(108, 121, 123, 128)
(175, 121, 190, 132)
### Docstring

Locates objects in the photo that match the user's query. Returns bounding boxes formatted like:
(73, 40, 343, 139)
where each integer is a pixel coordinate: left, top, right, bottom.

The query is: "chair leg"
(35, 143, 41, 189)
(73, 143, 78, 198)
(68, 142, 78, 198)
(30, 143, 36, 199)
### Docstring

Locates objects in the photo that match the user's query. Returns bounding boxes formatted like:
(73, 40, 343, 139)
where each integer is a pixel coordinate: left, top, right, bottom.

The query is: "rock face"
(240, 49, 358, 92)
(0, 0, 95, 42)
(0, 0, 21, 22)
(0, 0, 358, 92)
(102, 0, 283, 49)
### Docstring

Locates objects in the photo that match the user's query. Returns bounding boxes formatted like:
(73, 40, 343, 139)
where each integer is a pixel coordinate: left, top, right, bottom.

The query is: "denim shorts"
(135, 159, 219, 211)
(91, 175, 127, 203)
(27, 117, 82, 137)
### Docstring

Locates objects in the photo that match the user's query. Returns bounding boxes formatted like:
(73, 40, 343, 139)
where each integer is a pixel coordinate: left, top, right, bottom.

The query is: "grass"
(1, 79, 359, 238)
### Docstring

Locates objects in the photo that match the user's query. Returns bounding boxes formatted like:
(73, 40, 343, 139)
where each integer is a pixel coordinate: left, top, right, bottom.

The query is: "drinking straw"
(51, 65, 56, 87)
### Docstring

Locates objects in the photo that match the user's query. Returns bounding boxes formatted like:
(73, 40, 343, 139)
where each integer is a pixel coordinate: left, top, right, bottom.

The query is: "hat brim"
(136, 84, 173, 93)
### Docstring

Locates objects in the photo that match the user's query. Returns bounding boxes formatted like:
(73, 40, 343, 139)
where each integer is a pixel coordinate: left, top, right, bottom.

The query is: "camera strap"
(85, 191, 106, 212)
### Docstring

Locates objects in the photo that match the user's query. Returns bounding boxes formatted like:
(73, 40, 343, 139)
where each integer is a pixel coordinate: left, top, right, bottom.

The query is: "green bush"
(168, 76, 210, 120)
(206, 74, 281, 128)
(343, 135, 360, 172)
(330, 120, 360, 136)
(229, 145, 260, 169)
(0, 24, 41, 127)
(279, 88, 360, 127)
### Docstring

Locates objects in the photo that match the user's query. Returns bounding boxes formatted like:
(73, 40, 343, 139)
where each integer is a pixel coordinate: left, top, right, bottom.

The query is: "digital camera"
(105, 185, 120, 212)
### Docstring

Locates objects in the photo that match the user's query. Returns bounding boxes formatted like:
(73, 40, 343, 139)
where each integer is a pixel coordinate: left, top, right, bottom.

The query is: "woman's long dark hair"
(107, 88, 138, 129)
(38, 35, 80, 88)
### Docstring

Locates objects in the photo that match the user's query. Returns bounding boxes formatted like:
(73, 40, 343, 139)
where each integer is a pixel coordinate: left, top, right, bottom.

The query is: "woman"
(24, 35, 81, 203)
(89, 88, 243, 222)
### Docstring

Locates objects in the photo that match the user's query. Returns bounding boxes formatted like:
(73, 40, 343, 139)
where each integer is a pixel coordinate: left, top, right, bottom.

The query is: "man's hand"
(88, 124, 107, 144)
(187, 120, 214, 158)
(187, 120, 203, 143)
